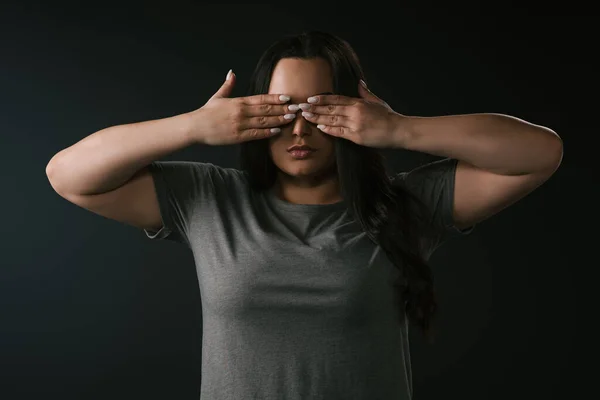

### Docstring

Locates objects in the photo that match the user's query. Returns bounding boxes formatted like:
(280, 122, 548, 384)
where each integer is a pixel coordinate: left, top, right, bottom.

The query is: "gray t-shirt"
(144, 157, 471, 400)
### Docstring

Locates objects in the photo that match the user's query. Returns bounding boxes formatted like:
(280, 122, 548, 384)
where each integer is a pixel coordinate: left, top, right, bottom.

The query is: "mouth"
(287, 144, 315, 152)
(287, 147, 316, 159)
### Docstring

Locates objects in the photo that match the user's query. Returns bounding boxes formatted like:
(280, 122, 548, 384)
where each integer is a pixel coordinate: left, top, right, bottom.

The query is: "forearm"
(393, 113, 563, 175)
(46, 112, 196, 195)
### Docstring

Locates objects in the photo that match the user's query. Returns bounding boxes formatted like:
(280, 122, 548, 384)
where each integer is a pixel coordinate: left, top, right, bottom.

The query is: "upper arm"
(452, 160, 560, 230)
(394, 158, 473, 256)
(58, 166, 164, 232)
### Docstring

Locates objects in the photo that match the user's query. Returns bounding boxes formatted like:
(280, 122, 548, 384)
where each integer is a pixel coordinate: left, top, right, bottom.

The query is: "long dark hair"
(239, 31, 437, 341)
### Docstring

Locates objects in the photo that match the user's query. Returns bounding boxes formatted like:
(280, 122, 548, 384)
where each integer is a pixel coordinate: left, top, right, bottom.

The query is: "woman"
(46, 31, 563, 400)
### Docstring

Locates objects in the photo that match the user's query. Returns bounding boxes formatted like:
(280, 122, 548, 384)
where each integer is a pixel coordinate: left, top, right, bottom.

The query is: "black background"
(1, 3, 594, 399)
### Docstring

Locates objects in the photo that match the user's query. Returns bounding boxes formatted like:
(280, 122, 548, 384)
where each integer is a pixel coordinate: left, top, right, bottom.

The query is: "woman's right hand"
(188, 70, 297, 146)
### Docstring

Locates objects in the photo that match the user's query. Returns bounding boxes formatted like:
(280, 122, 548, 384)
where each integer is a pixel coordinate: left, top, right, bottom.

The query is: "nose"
(291, 113, 312, 138)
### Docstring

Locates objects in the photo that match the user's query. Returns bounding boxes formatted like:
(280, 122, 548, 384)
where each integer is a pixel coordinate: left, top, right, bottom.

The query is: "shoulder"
(391, 158, 459, 195)
(150, 160, 248, 187)
(390, 158, 470, 247)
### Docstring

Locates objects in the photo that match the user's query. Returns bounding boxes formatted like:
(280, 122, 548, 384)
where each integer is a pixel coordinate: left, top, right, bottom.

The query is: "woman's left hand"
(300, 81, 403, 149)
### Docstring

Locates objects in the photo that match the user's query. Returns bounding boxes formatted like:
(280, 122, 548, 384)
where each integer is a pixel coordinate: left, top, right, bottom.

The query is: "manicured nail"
(317, 125, 326, 130)
(279, 95, 291, 101)
(284, 113, 296, 120)
(302, 111, 314, 118)
(360, 79, 367, 88)
(287, 104, 300, 111)
(307, 96, 318, 103)
(226, 69, 233, 80)
(298, 103, 311, 110)
(270, 127, 281, 133)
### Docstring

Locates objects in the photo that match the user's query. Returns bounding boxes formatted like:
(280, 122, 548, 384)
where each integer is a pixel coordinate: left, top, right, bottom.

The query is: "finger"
(315, 125, 353, 139)
(238, 114, 296, 130)
(301, 111, 352, 127)
(243, 103, 297, 117)
(358, 82, 387, 105)
(306, 94, 356, 106)
(210, 69, 236, 100)
(299, 103, 353, 116)
(239, 127, 283, 142)
(242, 93, 291, 105)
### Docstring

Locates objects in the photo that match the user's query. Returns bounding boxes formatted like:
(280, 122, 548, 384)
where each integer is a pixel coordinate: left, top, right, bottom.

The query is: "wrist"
(391, 113, 415, 149)
(184, 109, 207, 145)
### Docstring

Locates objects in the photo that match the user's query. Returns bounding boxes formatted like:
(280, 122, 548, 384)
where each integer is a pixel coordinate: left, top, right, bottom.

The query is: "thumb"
(210, 69, 236, 100)
(358, 80, 382, 103)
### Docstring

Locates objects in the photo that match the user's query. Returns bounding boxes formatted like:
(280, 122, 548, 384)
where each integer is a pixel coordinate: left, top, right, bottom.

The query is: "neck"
(272, 171, 343, 205)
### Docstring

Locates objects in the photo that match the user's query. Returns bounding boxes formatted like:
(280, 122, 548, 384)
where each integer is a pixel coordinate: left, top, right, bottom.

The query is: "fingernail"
(287, 104, 300, 111)
(360, 79, 367, 88)
(298, 103, 311, 110)
(270, 127, 281, 134)
(302, 111, 314, 118)
(226, 69, 233, 80)
(284, 113, 296, 120)
(307, 96, 318, 103)
(279, 95, 291, 102)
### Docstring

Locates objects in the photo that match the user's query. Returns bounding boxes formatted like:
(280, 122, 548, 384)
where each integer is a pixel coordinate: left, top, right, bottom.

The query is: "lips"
(287, 145, 315, 152)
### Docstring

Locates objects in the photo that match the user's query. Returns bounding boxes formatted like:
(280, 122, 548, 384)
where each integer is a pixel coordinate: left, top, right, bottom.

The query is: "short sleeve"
(143, 161, 235, 247)
(393, 158, 474, 257)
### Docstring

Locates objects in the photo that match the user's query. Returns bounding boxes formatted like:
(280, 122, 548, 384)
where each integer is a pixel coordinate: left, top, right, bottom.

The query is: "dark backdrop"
(1, 3, 593, 400)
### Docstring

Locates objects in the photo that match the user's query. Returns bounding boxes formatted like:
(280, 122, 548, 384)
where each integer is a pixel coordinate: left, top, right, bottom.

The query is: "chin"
(276, 158, 337, 179)
(279, 164, 322, 178)
(271, 150, 337, 179)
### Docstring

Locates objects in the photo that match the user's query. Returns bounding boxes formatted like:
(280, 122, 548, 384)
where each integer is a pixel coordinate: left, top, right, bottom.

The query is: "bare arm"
(45, 71, 294, 232)
(46, 113, 195, 196)
(391, 113, 563, 229)
(45, 113, 197, 231)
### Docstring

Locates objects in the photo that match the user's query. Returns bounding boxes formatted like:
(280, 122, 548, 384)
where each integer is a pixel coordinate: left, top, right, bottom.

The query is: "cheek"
(268, 136, 285, 156)
(268, 137, 286, 165)
(318, 137, 336, 158)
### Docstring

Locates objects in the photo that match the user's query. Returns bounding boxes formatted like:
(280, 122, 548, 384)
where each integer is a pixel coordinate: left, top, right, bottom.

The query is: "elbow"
(46, 153, 68, 195)
(541, 128, 564, 174)
(46, 161, 62, 195)
(549, 128, 563, 168)
(45, 158, 57, 180)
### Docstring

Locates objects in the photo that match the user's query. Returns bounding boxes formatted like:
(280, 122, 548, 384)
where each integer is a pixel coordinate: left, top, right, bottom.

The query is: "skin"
(301, 87, 563, 230)
(267, 57, 342, 205)
(266, 58, 563, 229)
